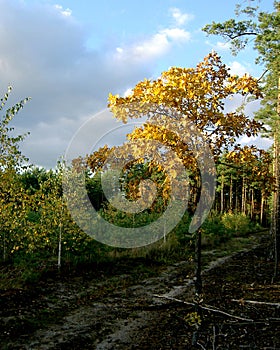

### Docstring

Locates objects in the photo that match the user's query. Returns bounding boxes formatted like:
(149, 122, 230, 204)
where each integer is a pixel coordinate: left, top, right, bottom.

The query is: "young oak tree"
(203, 0, 280, 280)
(101, 53, 264, 346)
(87, 53, 263, 226)
(108, 52, 261, 152)
(105, 52, 262, 294)
(107, 52, 262, 198)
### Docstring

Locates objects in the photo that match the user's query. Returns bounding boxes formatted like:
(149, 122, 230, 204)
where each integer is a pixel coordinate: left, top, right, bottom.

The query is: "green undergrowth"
(201, 212, 263, 248)
(0, 212, 268, 290)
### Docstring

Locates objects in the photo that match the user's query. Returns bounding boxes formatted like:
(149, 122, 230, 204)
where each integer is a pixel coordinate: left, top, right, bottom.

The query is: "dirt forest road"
(1, 232, 280, 349)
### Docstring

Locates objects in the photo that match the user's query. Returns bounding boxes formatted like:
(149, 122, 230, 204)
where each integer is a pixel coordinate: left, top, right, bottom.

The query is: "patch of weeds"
(131, 263, 158, 279)
(0, 267, 25, 289)
(221, 212, 253, 236)
(184, 311, 202, 329)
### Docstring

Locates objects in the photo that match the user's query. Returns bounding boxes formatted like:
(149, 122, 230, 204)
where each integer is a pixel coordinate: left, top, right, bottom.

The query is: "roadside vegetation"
(0, 76, 272, 288)
(0, 1, 278, 348)
(0, 1, 278, 296)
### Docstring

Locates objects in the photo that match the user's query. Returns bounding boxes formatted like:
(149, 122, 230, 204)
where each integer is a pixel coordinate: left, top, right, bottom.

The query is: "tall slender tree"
(203, 0, 280, 279)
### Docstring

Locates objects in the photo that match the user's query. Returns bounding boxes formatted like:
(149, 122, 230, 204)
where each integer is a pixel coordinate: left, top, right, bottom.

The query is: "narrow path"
(0, 232, 270, 349)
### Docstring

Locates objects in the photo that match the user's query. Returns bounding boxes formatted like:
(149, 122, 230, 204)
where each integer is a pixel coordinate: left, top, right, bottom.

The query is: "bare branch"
(153, 294, 254, 322)
(226, 32, 258, 40)
(232, 298, 280, 307)
(257, 69, 269, 82)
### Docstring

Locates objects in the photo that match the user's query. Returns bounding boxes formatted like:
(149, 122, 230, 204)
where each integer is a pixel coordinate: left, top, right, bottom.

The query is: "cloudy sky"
(0, 0, 274, 168)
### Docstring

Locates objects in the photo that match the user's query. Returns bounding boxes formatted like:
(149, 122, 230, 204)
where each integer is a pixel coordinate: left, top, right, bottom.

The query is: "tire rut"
(1, 233, 268, 349)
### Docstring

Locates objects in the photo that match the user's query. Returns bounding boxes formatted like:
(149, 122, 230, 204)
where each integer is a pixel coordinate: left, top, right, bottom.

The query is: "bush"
(201, 214, 231, 247)
(221, 212, 252, 236)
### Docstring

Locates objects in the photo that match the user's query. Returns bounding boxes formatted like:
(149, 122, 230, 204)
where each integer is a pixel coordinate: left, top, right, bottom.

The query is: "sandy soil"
(1, 232, 279, 349)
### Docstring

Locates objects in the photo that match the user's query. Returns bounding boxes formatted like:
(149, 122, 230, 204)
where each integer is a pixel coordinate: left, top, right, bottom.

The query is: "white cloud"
(116, 47, 123, 54)
(170, 8, 194, 26)
(133, 32, 170, 59)
(0, 2, 192, 168)
(114, 28, 191, 63)
(225, 97, 271, 151)
(54, 4, 72, 17)
(124, 88, 133, 97)
(239, 135, 258, 144)
(216, 41, 231, 50)
(161, 28, 191, 42)
(205, 40, 231, 52)
(227, 61, 252, 76)
(0, 1, 175, 168)
(239, 135, 273, 150)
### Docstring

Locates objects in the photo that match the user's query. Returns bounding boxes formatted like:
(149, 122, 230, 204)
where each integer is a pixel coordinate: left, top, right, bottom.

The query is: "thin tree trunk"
(3, 231, 6, 262)
(229, 174, 233, 211)
(250, 189, 254, 219)
(272, 76, 280, 281)
(244, 180, 247, 215)
(58, 205, 63, 270)
(272, 136, 280, 281)
(194, 228, 202, 295)
(235, 181, 239, 212)
(221, 175, 224, 213)
(260, 192, 264, 225)
(192, 228, 203, 347)
(242, 176, 246, 214)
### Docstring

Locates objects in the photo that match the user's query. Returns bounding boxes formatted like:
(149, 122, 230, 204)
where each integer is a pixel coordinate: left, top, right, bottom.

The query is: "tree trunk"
(221, 175, 224, 213)
(194, 228, 202, 296)
(260, 192, 264, 226)
(229, 174, 233, 211)
(192, 228, 203, 346)
(272, 76, 280, 282)
(241, 176, 246, 215)
(58, 205, 63, 270)
(235, 181, 239, 212)
(3, 231, 6, 262)
(250, 189, 254, 219)
(272, 137, 280, 281)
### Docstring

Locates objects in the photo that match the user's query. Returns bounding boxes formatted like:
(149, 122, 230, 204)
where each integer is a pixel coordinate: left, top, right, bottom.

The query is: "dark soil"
(1, 232, 280, 349)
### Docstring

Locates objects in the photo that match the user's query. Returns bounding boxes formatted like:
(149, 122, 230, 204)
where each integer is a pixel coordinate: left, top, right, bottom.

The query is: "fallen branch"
(232, 299, 280, 307)
(225, 319, 280, 326)
(203, 304, 254, 322)
(197, 341, 207, 350)
(153, 294, 254, 322)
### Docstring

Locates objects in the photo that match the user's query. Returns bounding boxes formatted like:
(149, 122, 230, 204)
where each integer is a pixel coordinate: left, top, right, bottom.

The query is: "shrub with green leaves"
(221, 212, 253, 236)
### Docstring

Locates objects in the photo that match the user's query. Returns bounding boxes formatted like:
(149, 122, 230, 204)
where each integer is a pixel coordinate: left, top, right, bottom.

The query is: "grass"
(0, 212, 269, 290)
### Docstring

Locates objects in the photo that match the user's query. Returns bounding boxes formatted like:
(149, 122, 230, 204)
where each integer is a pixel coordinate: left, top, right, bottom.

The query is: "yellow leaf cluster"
(108, 51, 262, 160)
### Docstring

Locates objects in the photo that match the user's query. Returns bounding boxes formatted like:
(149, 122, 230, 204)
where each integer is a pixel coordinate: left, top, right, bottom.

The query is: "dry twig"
(153, 294, 254, 322)
(232, 299, 280, 307)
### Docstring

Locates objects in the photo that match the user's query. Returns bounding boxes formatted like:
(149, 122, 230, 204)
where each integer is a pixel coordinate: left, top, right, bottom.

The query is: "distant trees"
(215, 147, 274, 225)
(203, 0, 280, 279)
